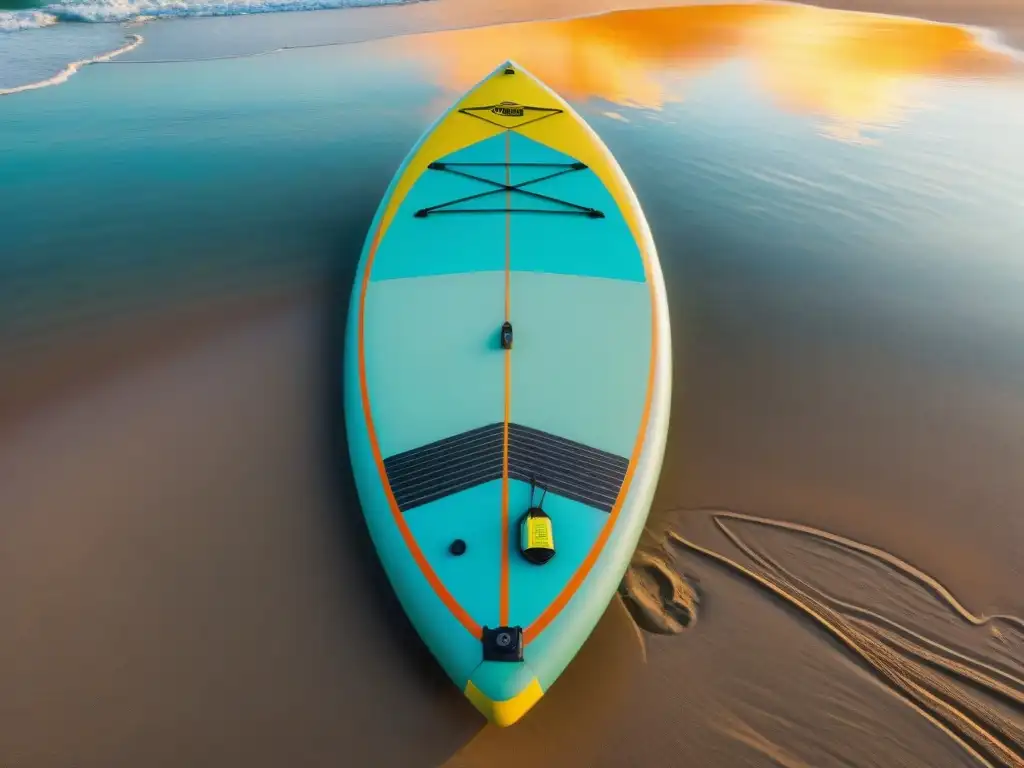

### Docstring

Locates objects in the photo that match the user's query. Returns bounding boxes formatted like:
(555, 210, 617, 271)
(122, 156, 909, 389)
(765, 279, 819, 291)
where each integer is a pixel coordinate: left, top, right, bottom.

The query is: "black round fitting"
(449, 539, 467, 556)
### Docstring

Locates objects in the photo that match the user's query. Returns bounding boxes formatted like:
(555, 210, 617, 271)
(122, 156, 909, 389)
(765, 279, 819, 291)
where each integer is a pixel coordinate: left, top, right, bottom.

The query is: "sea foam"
(1, 0, 418, 32)
(1, 9, 59, 30)
(0, 31, 144, 95)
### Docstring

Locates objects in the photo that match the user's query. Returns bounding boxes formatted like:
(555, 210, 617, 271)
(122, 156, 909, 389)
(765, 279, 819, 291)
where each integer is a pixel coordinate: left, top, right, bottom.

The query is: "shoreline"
(0, 31, 144, 97)
(1, 0, 1022, 98)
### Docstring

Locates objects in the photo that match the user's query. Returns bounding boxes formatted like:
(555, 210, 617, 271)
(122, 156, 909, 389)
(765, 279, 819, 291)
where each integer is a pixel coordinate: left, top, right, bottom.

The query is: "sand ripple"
(657, 509, 1024, 767)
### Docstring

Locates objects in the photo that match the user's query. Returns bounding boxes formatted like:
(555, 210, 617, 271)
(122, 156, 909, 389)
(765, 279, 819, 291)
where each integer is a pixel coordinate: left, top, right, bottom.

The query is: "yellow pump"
(520, 479, 555, 565)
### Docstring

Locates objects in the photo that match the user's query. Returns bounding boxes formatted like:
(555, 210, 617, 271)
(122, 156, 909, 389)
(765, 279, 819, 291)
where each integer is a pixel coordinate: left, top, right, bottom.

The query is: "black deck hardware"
(413, 160, 603, 219)
(449, 539, 467, 556)
(500, 321, 513, 350)
(482, 626, 524, 662)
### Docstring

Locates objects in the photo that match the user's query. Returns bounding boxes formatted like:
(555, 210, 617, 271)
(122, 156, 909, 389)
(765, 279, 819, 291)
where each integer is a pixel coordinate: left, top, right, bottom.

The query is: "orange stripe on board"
(504, 130, 512, 322)
(524, 230, 659, 645)
(358, 218, 482, 640)
(499, 128, 512, 627)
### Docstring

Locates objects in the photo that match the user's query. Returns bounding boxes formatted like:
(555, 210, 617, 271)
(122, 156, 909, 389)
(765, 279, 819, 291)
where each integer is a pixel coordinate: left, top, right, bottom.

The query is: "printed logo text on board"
(491, 101, 525, 117)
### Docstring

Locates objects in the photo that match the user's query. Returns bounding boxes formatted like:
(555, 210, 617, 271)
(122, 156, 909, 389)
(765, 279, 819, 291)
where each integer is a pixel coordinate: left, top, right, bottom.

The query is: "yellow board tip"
(464, 678, 544, 727)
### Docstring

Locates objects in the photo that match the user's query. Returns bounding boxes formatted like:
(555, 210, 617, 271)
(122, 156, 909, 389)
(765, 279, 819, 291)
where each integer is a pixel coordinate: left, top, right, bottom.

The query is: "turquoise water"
(1, 40, 427, 345)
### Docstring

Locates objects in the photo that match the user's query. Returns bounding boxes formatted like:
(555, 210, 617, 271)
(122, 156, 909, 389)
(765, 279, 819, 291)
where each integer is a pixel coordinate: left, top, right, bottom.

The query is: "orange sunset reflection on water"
(406, 3, 1019, 138)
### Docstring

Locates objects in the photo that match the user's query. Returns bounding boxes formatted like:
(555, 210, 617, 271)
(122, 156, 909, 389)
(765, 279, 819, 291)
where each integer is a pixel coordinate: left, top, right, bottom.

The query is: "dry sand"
(3, 1, 1024, 767)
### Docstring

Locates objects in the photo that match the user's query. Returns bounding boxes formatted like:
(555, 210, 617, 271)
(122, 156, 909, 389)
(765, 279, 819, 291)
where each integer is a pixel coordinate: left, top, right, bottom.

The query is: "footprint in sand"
(620, 546, 699, 635)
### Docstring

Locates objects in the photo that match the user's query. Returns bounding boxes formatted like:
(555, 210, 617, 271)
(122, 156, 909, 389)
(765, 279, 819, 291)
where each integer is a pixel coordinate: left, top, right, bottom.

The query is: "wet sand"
(0, 284, 647, 767)
(808, 0, 1024, 50)
(3, 1, 1024, 767)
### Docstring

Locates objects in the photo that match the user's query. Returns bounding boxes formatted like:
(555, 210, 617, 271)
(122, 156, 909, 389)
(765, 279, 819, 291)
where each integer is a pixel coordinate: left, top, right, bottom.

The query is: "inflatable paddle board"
(344, 60, 671, 726)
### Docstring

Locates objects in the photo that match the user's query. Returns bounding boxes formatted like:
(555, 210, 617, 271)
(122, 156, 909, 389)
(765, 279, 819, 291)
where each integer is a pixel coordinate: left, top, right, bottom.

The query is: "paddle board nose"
(463, 661, 545, 726)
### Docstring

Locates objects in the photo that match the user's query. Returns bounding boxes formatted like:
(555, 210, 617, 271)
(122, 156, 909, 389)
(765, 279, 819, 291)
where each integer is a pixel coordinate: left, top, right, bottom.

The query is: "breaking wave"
(1, 9, 59, 30)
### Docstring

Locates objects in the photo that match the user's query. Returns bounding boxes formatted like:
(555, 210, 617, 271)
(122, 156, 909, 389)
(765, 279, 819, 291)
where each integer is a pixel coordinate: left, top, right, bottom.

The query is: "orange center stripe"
(499, 128, 512, 627)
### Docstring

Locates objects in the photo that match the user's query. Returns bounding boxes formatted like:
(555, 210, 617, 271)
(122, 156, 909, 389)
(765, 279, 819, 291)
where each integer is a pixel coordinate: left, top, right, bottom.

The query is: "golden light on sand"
(407, 3, 1017, 136)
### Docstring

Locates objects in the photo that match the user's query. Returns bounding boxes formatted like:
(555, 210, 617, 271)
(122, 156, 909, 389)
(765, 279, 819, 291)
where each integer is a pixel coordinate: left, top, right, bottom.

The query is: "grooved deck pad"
(344, 61, 671, 726)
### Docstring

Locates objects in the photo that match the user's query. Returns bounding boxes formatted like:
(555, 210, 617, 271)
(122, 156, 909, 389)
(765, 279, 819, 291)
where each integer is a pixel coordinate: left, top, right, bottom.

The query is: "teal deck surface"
(362, 271, 504, 457)
(405, 479, 504, 630)
(369, 156, 506, 281)
(509, 272, 651, 456)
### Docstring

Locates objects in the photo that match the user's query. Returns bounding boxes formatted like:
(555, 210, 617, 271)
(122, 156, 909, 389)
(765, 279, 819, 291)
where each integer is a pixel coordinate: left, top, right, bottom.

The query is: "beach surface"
(2, 1, 1024, 766)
